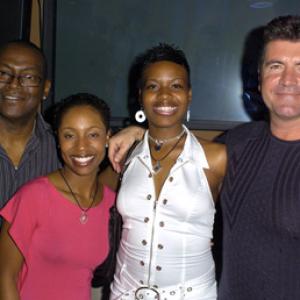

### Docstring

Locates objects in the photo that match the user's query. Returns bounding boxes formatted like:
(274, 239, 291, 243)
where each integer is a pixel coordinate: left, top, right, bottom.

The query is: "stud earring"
(135, 109, 146, 123)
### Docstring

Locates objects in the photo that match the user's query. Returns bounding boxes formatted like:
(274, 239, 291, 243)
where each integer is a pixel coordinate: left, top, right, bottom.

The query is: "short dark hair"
(260, 15, 300, 68)
(134, 43, 191, 88)
(54, 93, 110, 132)
(0, 40, 48, 77)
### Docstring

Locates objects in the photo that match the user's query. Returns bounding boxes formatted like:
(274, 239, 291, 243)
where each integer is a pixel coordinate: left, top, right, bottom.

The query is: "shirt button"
(169, 176, 174, 182)
(158, 244, 164, 249)
(140, 260, 145, 266)
(144, 217, 149, 223)
(156, 266, 162, 271)
(142, 240, 147, 245)
(147, 194, 152, 200)
(139, 280, 144, 284)
(148, 173, 152, 178)
(163, 199, 168, 205)
(159, 221, 165, 227)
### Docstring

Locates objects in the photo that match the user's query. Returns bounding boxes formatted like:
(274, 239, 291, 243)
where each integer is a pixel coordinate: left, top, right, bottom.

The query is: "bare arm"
(0, 220, 24, 300)
(108, 126, 145, 173)
(201, 140, 227, 202)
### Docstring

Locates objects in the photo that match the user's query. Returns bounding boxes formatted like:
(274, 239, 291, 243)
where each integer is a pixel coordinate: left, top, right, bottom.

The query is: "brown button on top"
(169, 176, 174, 182)
(159, 221, 165, 227)
(148, 173, 152, 178)
(140, 260, 145, 266)
(163, 199, 168, 205)
(144, 217, 149, 223)
(158, 244, 164, 249)
(142, 239, 147, 245)
(156, 266, 162, 271)
(147, 194, 152, 200)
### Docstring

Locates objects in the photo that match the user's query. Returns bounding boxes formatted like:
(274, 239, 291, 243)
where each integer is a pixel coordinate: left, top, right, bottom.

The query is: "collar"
(125, 125, 209, 170)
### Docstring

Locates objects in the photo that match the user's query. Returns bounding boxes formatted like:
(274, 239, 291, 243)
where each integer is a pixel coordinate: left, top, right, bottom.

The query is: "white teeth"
(155, 106, 176, 113)
(72, 156, 94, 164)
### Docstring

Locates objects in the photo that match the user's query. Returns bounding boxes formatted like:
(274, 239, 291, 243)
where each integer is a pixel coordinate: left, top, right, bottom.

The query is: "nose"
(279, 67, 298, 86)
(75, 136, 88, 151)
(8, 75, 21, 88)
(158, 86, 171, 99)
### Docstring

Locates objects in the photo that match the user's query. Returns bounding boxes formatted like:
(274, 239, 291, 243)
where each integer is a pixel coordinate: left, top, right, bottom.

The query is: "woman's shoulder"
(194, 136, 227, 178)
(17, 176, 52, 195)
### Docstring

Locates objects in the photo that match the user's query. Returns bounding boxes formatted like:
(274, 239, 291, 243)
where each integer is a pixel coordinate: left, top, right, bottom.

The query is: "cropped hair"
(0, 40, 48, 77)
(134, 43, 191, 88)
(54, 93, 110, 132)
(259, 15, 300, 68)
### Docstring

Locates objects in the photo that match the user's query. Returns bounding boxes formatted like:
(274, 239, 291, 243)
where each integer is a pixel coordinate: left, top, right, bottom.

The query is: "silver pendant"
(153, 161, 161, 174)
(80, 211, 88, 224)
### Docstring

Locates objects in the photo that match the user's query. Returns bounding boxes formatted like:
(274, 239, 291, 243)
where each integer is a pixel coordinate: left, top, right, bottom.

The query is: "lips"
(71, 155, 95, 166)
(1, 93, 23, 101)
(153, 106, 178, 115)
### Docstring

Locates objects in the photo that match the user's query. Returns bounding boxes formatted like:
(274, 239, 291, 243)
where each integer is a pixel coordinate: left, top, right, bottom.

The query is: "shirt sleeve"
(0, 180, 45, 260)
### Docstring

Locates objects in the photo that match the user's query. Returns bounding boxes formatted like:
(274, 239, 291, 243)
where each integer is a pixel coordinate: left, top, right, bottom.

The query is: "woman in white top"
(110, 43, 227, 300)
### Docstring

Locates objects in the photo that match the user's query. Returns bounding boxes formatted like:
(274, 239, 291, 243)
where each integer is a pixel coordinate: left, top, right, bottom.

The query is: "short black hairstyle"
(0, 40, 48, 77)
(259, 15, 300, 68)
(54, 93, 111, 133)
(134, 43, 191, 88)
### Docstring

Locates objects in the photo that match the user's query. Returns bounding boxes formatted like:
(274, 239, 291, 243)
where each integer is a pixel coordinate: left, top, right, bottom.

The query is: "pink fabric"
(0, 176, 115, 300)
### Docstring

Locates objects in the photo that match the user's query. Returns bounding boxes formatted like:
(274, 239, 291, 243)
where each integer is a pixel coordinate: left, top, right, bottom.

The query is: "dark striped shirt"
(219, 121, 300, 300)
(0, 113, 60, 209)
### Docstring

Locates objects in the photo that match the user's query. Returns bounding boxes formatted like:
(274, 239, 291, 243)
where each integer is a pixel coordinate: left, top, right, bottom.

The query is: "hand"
(108, 126, 145, 173)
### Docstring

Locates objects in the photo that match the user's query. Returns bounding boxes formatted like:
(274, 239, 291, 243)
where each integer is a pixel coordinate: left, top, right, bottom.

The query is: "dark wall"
(0, 0, 32, 46)
(51, 0, 299, 130)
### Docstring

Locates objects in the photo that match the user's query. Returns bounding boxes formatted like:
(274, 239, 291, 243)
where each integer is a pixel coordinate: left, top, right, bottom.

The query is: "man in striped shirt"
(0, 41, 60, 210)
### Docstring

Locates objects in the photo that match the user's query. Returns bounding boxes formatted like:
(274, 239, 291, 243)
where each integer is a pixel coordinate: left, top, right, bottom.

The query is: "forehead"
(0, 44, 44, 72)
(143, 61, 188, 79)
(61, 105, 105, 126)
(264, 40, 300, 61)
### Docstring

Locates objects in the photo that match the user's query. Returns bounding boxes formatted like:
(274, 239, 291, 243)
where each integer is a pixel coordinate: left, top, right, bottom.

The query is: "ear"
(42, 79, 51, 100)
(188, 88, 192, 104)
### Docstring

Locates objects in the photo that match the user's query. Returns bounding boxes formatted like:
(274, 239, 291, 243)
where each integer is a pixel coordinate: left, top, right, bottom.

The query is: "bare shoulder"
(196, 136, 227, 178)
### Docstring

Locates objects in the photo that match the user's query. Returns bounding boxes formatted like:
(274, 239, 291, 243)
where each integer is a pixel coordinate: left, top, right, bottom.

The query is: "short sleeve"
(0, 178, 46, 260)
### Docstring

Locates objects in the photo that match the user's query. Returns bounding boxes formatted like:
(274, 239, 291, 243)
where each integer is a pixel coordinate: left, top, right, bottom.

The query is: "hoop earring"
(135, 109, 146, 123)
(186, 109, 190, 122)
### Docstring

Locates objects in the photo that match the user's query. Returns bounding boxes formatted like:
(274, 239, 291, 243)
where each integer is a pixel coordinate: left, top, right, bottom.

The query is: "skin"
(0, 43, 51, 166)
(0, 105, 110, 299)
(260, 40, 300, 140)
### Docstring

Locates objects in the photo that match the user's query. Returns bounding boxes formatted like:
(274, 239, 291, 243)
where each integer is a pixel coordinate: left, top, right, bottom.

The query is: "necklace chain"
(149, 129, 186, 174)
(148, 128, 185, 151)
(59, 169, 98, 224)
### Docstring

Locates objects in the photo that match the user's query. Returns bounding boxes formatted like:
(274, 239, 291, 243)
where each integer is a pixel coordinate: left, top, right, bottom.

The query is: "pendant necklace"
(59, 169, 98, 224)
(148, 127, 185, 151)
(149, 129, 186, 174)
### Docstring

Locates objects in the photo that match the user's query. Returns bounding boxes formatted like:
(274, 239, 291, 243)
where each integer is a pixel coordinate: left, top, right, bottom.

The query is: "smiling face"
(0, 43, 50, 122)
(58, 105, 109, 177)
(140, 61, 191, 135)
(260, 40, 300, 123)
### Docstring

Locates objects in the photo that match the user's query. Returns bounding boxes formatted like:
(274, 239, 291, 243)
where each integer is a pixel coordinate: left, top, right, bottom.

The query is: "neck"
(270, 116, 300, 141)
(61, 167, 99, 199)
(148, 124, 184, 140)
(0, 114, 37, 137)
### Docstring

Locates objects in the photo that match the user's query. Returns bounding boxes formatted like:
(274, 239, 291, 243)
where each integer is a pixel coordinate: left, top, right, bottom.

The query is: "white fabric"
(110, 127, 216, 300)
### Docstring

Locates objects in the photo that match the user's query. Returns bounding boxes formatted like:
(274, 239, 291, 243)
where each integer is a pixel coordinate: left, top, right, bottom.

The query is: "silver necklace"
(148, 128, 185, 151)
(149, 130, 186, 174)
(59, 169, 98, 224)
